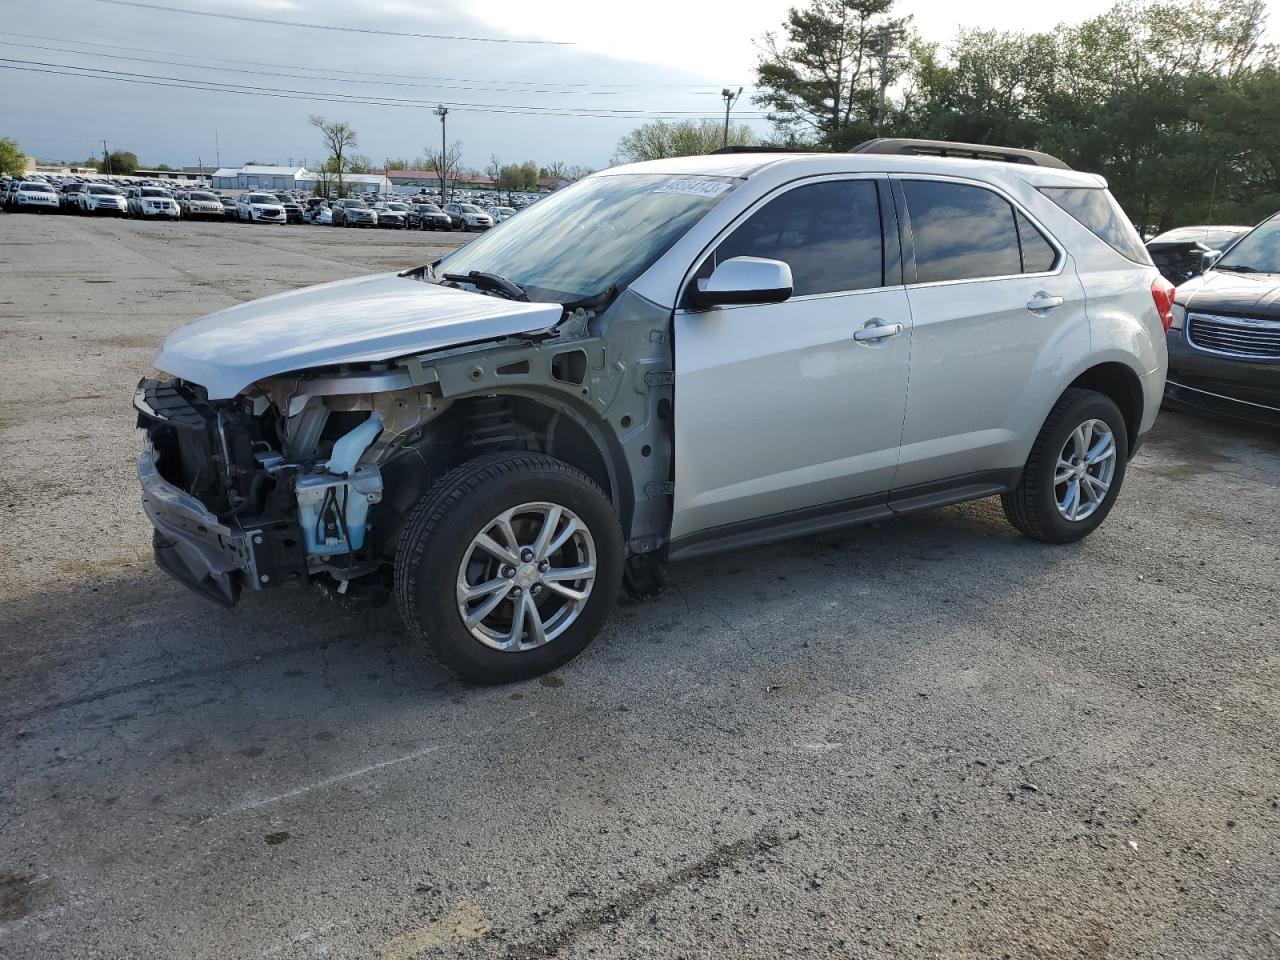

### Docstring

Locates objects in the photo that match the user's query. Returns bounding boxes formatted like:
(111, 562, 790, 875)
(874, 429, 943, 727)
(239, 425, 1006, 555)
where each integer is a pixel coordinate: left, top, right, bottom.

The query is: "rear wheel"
(1002, 388, 1128, 544)
(395, 453, 623, 683)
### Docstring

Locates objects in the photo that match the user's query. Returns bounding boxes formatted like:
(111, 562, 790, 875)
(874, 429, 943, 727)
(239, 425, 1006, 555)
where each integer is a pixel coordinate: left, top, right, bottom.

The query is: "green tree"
(612, 119, 756, 164)
(97, 150, 138, 175)
(0, 138, 24, 177)
(754, 0, 906, 149)
(309, 115, 358, 196)
(348, 153, 374, 174)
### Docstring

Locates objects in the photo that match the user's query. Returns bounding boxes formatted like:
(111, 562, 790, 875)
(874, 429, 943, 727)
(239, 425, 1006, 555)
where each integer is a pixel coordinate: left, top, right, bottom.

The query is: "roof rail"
(850, 138, 1071, 170)
(708, 145, 827, 155)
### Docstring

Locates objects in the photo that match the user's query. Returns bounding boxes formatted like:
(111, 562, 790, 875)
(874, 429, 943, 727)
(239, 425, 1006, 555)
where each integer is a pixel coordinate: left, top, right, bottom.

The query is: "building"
(210, 165, 309, 191)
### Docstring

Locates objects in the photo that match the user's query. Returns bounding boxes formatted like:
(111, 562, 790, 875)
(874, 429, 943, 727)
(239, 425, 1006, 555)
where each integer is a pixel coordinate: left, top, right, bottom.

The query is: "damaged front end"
(134, 373, 402, 606)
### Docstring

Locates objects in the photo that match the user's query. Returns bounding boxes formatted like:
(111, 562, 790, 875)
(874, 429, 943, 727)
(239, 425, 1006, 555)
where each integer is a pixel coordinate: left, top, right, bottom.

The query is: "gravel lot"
(1, 212, 1278, 959)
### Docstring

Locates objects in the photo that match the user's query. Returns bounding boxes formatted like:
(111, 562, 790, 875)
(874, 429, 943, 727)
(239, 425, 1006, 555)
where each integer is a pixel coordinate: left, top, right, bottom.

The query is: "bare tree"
(423, 140, 465, 199)
(542, 159, 569, 182)
(309, 115, 358, 197)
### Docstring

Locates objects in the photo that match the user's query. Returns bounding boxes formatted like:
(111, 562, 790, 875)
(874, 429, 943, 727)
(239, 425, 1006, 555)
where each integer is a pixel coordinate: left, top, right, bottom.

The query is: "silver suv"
(134, 139, 1171, 683)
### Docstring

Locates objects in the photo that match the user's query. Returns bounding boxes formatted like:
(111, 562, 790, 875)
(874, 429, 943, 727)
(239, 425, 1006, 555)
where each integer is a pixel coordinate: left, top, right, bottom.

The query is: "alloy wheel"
(456, 502, 597, 652)
(1054, 418, 1117, 522)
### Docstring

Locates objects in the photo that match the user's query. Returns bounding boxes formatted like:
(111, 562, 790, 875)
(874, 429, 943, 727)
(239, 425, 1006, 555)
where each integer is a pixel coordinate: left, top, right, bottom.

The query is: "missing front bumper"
(138, 443, 260, 606)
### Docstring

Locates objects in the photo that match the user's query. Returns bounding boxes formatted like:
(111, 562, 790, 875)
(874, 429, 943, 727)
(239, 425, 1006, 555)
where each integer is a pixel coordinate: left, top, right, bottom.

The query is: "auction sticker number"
(654, 179, 732, 199)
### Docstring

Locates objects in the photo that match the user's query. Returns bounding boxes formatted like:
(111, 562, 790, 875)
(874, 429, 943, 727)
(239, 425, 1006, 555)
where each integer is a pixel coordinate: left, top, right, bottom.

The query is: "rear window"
(1039, 187, 1150, 264)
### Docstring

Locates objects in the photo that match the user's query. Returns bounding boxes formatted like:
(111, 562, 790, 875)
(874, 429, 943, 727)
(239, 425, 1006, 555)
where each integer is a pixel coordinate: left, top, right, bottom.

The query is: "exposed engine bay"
(134, 287, 676, 607)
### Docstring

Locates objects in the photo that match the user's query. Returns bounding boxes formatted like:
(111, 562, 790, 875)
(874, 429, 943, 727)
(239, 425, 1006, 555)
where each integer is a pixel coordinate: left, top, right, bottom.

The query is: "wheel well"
(1067, 363, 1143, 453)
(373, 395, 619, 559)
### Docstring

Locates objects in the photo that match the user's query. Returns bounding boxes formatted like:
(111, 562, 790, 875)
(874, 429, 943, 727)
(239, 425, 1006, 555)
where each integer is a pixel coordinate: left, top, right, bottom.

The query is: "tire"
(394, 452, 624, 684)
(1002, 388, 1128, 544)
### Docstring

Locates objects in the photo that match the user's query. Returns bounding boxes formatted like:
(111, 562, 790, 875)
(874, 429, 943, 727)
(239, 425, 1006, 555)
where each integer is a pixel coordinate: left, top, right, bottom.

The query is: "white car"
(134, 138, 1170, 684)
(128, 187, 180, 220)
(77, 183, 128, 216)
(485, 205, 517, 223)
(236, 192, 286, 224)
(12, 181, 60, 212)
(180, 191, 225, 220)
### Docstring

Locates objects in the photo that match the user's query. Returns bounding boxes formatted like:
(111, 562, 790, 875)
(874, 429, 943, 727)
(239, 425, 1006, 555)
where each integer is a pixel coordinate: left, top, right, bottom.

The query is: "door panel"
(893, 177, 1090, 486)
(671, 287, 912, 541)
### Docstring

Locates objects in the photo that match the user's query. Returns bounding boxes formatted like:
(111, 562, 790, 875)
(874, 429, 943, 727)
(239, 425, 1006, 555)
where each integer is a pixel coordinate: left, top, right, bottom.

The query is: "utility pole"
(869, 27, 905, 136)
(102, 140, 111, 176)
(433, 104, 449, 205)
(721, 87, 743, 148)
(214, 130, 221, 169)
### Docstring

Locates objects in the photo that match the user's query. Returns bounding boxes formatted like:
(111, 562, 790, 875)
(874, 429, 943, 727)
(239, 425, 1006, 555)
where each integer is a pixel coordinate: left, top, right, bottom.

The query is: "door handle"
(1027, 293, 1064, 312)
(853, 320, 905, 342)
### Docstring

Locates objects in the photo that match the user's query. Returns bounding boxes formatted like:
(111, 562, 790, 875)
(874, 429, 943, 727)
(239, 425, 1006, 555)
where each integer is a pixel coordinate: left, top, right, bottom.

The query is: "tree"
(348, 153, 374, 174)
(612, 119, 756, 164)
(97, 150, 138, 175)
(541, 160, 569, 182)
(386, 158, 409, 170)
(754, 0, 907, 149)
(309, 115, 358, 197)
(486, 153, 502, 188)
(0, 138, 24, 178)
(900, 0, 1277, 230)
(423, 140, 464, 202)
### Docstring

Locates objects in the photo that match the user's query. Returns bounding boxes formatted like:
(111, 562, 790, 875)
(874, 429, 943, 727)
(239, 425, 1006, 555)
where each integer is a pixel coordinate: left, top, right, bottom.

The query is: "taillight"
(1151, 277, 1176, 333)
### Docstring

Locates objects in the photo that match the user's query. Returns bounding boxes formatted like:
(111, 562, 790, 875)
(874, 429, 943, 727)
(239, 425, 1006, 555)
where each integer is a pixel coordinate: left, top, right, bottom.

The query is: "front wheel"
(394, 452, 624, 683)
(1002, 388, 1128, 544)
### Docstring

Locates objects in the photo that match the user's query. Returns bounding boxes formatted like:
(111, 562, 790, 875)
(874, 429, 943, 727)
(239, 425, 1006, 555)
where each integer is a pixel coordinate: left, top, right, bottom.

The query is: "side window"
(903, 180, 1022, 283)
(706, 179, 884, 297)
(1016, 211, 1058, 273)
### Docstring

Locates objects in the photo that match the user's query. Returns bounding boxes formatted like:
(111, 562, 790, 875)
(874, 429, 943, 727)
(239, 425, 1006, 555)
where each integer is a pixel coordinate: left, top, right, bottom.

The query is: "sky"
(3, 0, 1277, 172)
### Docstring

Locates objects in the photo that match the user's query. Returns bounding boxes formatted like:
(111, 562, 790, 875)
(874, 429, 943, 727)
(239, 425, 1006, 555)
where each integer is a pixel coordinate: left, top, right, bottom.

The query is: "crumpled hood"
(1177, 270, 1280, 321)
(154, 272, 563, 399)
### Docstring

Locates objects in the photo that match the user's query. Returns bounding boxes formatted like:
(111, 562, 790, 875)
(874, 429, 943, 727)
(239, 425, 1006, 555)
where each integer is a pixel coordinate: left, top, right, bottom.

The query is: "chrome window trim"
(891, 173, 1067, 289)
(678, 172, 898, 306)
(1184, 312, 1280, 362)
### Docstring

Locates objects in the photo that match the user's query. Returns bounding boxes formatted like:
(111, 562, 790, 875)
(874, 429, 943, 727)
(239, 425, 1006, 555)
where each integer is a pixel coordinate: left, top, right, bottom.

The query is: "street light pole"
(433, 104, 449, 206)
(720, 87, 742, 149)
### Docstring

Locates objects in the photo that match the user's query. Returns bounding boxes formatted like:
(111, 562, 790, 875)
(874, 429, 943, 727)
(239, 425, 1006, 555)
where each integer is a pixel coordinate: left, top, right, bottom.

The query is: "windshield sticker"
(654, 179, 732, 199)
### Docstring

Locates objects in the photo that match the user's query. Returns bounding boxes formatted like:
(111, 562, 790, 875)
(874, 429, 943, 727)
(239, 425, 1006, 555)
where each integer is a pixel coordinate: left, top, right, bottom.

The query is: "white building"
(210, 165, 309, 191)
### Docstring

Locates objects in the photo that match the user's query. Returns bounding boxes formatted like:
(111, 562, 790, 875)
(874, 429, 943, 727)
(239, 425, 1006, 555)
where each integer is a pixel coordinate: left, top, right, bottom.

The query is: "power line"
(0, 56, 765, 115)
(89, 0, 573, 46)
(0, 32, 732, 90)
(0, 38, 732, 97)
(0, 61, 766, 120)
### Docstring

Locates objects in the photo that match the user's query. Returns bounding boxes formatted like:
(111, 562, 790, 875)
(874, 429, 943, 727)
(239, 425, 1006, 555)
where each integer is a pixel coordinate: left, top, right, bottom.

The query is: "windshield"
(457, 204, 481, 213)
(385, 202, 408, 210)
(141, 188, 168, 197)
(87, 184, 120, 195)
(248, 193, 278, 204)
(437, 174, 735, 301)
(188, 192, 216, 201)
(420, 203, 442, 213)
(1215, 219, 1280, 274)
(345, 199, 368, 208)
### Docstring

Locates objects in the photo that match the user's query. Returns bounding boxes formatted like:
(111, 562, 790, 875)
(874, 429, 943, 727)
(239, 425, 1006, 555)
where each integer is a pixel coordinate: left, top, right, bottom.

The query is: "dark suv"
(1166, 212, 1280, 424)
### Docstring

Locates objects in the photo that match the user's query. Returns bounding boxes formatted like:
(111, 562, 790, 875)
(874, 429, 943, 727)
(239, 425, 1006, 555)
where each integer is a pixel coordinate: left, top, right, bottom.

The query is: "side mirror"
(690, 257, 793, 308)
(1199, 249, 1223, 273)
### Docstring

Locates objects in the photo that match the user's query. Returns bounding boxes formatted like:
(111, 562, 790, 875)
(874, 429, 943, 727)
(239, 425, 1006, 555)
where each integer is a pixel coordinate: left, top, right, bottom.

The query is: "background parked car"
(1166, 212, 1280, 425)
(1147, 225, 1251, 284)
(331, 198, 376, 227)
(236, 192, 286, 224)
(218, 195, 237, 218)
(59, 182, 86, 214)
(485, 204, 517, 223)
(408, 202, 451, 231)
(78, 183, 128, 216)
(443, 201, 493, 231)
(372, 201, 409, 228)
(273, 193, 305, 224)
(128, 186, 180, 220)
(180, 191, 226, 220)
(10, 181, 59, 213)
